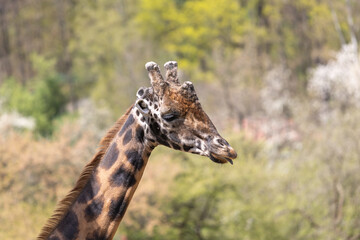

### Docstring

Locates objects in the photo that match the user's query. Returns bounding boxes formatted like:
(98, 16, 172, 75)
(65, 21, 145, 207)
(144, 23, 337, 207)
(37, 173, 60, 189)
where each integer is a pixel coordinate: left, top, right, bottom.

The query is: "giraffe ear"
(135, 99, 150, 116)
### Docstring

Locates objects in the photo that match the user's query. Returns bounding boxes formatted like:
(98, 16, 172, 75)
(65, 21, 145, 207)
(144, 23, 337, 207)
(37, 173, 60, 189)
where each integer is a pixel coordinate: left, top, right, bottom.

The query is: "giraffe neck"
(48, 108, 155, 240)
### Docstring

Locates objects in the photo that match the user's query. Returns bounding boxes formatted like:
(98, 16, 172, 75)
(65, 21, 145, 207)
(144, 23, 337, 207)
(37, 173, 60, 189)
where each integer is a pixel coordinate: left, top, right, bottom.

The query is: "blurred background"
(1, 0, 360, 239)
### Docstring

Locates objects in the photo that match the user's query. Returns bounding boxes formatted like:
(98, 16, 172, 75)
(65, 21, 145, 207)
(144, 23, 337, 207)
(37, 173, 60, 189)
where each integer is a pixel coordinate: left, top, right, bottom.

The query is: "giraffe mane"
(37, 104, 134, 240)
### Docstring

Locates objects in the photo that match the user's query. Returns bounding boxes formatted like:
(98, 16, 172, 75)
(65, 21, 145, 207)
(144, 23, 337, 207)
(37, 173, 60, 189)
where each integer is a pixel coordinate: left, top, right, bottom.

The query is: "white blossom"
(308, 43, 360, 107)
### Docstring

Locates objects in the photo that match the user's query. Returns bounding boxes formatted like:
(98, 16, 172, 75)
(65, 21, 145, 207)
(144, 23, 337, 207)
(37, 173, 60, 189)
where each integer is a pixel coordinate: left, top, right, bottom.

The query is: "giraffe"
(38, 61, 237, 240)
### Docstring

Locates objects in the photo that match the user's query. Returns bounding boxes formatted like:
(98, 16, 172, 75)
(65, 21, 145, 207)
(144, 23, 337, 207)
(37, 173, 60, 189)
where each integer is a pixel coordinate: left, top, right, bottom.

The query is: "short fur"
(37, 105, 134, 240)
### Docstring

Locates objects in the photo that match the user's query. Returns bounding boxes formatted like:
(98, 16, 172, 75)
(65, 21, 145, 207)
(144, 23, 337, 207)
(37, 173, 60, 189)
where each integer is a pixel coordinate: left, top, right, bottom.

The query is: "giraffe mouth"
(209, 153, 234, 165)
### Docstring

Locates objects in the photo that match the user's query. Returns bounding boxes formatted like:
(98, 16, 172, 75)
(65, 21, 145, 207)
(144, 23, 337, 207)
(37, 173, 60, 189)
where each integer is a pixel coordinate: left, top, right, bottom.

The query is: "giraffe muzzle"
(208, 137, 237, 164)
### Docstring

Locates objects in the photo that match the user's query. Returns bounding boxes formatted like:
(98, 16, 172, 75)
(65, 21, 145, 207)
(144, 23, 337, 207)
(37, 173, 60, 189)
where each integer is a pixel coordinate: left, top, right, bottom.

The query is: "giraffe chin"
(209, 153, 234, 165)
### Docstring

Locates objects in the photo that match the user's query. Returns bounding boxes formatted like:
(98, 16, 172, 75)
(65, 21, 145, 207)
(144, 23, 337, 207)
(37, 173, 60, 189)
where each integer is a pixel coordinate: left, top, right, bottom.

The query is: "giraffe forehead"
(168, 93, 209, 121)
(160, 88, 199, 113)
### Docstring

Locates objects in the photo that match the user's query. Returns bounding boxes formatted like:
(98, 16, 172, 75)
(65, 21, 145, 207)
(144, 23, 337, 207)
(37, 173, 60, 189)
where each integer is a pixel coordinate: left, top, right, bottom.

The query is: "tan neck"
(47, 110, 154, 240)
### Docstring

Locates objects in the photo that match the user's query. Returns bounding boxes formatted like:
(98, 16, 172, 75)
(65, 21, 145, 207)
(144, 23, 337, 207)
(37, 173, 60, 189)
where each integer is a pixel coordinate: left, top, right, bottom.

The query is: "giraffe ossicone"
(38, 61, 237, 240)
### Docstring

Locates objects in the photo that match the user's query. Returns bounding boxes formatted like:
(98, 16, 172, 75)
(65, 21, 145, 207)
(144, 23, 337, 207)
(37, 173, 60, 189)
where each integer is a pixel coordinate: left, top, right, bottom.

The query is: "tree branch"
(345, 0, 358, 48)
(330, 5, 346, 46)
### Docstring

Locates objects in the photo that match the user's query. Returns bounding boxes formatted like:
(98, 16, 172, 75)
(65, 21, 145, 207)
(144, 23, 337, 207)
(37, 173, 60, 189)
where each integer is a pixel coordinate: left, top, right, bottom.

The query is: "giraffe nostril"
(216, 139, 224, 146)
(216, 138, 229, 147)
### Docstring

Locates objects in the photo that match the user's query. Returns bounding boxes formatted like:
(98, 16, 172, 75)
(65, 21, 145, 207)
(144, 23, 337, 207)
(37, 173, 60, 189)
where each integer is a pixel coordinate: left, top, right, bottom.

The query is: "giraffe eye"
(162, 112, 179, 122)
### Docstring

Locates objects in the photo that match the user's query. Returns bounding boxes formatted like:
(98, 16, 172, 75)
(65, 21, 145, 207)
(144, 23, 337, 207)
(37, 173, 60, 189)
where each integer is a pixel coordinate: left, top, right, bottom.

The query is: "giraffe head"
(134, 61, 237, 164)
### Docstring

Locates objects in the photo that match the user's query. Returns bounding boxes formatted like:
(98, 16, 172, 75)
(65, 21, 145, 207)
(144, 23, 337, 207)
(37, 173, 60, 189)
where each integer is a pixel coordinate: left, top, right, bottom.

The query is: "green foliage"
(155, 137, 288, 240)
(0, 78, 34, 116)
(0, 54, 67, 135)
(30, 54, 68, 135)
(135, 0, 250, 77)
(132, 0, 345, 83)
(69, 0, 124, 104)
(2, 0, 354, 114)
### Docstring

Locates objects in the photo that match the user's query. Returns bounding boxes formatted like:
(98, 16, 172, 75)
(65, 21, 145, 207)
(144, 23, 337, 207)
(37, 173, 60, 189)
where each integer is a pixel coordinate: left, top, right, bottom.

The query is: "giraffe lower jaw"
(209, 153, 234, 165)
